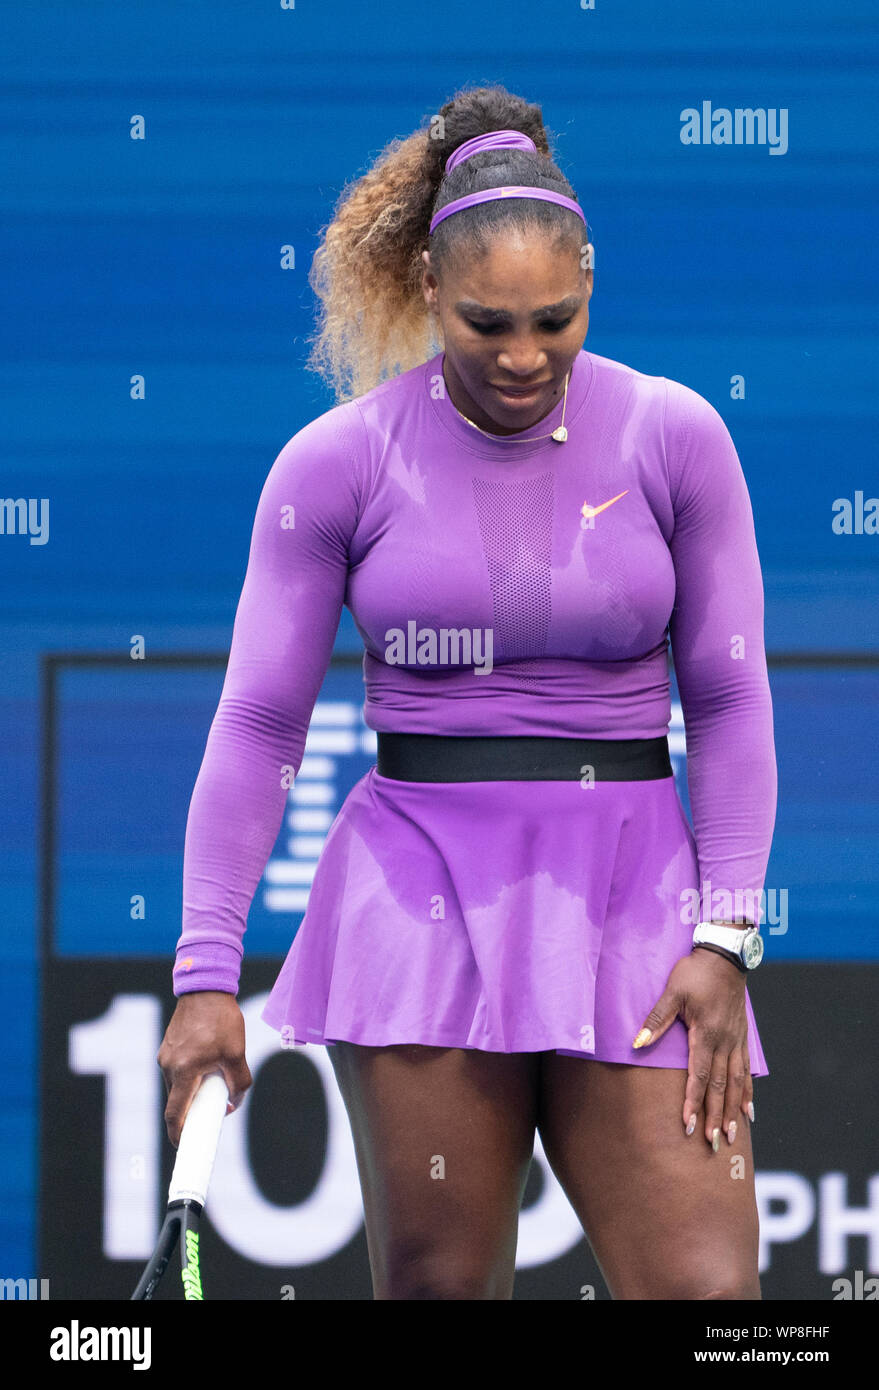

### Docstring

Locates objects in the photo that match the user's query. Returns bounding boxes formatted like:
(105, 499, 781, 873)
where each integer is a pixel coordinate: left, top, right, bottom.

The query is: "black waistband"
(375, 733, 672, 782)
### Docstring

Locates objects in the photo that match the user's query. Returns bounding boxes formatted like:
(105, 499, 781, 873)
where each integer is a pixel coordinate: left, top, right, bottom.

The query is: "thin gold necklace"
(452, 371, 570, 443)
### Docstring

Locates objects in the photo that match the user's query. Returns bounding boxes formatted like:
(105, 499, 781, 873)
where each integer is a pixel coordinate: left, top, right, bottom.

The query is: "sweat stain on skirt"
(261, 767, 768, 1075)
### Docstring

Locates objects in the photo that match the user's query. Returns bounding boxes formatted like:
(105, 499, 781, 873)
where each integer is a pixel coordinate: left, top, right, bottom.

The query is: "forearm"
(679, 668, 777, 924)
(174, 698, 300, 994)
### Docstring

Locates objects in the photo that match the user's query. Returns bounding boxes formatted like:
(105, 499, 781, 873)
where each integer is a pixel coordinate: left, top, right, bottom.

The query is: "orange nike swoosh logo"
(581, 489, 629, 519)
(176, 957, 193, 972)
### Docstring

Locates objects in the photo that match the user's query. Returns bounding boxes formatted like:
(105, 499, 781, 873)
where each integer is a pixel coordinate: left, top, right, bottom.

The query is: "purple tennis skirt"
(260, 767, 768, 1076)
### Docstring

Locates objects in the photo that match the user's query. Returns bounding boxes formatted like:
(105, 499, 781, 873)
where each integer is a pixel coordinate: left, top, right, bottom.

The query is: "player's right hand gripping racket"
(131, 1072, 229, 1300)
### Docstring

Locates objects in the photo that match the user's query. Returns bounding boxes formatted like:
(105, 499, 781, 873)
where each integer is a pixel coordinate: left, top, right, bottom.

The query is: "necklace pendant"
(551, 425, 568, 442)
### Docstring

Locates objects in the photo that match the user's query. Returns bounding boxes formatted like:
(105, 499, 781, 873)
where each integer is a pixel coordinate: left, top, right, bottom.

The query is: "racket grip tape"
(167, 1072, 229, 1206)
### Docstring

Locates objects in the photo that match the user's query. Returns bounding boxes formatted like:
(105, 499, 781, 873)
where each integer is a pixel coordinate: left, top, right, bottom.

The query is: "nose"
(496, 348, 549, 378)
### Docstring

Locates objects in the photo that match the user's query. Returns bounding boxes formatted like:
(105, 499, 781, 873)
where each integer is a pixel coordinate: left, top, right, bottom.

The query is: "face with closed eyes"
(421, 230, 593, 436)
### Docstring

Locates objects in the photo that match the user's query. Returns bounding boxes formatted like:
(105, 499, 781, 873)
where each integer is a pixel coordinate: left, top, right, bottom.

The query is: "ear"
(421, 250, 439, 312)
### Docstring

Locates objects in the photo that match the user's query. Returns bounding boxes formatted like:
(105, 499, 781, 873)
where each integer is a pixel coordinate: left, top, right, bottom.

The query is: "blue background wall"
(1, 1, 876, 1280)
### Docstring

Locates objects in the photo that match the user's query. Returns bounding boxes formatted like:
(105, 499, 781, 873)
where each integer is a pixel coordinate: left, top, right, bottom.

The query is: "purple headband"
(429, 128, 586, 234)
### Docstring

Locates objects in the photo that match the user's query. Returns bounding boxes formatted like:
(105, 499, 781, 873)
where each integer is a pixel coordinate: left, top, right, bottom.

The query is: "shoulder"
(661, 379, 742, 502)
(579, 352, 732, 486)
(273, 356, 430, 473)
(346, 353, 437, 436)
(583, 349, 669, 410)
(261, 361, 431, 535)
(248, 400, 370, 550)
(272, 395, 368, 473)
(260, 396, 373, 532)
(651, 377, 749, 521)
(584, 350, 725, 437)
(660, 376, 735, 462)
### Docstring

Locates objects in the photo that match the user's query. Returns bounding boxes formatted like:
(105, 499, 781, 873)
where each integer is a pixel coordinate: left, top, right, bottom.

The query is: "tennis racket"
(131, 1071, 229, 1300)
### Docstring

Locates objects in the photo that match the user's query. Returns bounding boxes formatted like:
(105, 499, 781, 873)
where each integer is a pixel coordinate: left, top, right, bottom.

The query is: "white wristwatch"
(692, 922, 764, 972)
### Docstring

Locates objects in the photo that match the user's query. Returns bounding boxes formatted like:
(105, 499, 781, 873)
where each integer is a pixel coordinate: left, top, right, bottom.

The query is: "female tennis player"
(158, 84, 777, 1300)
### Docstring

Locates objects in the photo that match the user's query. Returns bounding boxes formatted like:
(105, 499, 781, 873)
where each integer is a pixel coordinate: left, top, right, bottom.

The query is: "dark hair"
(306, 83, 585, 402)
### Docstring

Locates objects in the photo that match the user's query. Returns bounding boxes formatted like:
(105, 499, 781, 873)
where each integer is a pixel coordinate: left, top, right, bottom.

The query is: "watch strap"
(692, 940, 747, 973)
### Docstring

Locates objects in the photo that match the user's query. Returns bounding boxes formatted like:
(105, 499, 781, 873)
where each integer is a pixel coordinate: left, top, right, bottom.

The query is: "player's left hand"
(631, 949, 752, 1150)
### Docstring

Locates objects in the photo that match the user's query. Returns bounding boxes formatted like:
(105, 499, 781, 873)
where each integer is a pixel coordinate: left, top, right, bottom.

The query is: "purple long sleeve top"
(173, 348, 777, 996)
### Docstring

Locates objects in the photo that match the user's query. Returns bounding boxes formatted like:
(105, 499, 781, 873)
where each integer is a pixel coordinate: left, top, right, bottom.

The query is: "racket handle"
(168, 1072, 229, 1206)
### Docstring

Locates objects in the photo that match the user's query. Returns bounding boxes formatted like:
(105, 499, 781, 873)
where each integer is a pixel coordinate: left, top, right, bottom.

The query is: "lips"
(491, 382, 549, 395)
(491, 381, 550, 405)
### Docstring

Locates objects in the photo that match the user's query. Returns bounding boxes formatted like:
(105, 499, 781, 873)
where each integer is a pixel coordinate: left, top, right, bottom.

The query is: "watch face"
(743, 930, 764, 969)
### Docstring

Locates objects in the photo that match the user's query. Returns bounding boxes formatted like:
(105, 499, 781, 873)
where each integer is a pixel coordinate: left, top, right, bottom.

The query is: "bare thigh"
(327, 1040, 539, 1300)
(537, 1055, 761, 1300)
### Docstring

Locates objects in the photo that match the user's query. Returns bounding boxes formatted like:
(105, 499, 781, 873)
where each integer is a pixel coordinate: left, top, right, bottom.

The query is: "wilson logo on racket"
(181, 1230, 203, 1301)
(580, 489, 628, 521)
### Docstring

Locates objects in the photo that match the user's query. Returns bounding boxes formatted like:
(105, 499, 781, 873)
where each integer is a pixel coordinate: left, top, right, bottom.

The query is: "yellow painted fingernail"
(632, 1028, 652, 1049)
(712, 1128, 720, 1152)
(728, 1121, 737, 1145)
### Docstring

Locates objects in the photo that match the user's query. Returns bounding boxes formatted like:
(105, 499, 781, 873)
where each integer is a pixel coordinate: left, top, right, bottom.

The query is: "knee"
(695, 1279, 762, 1301)
(386, 1270, 496, 1300)
(668, 1269, 762, 1301)
(380, 1246, 508, 1300)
